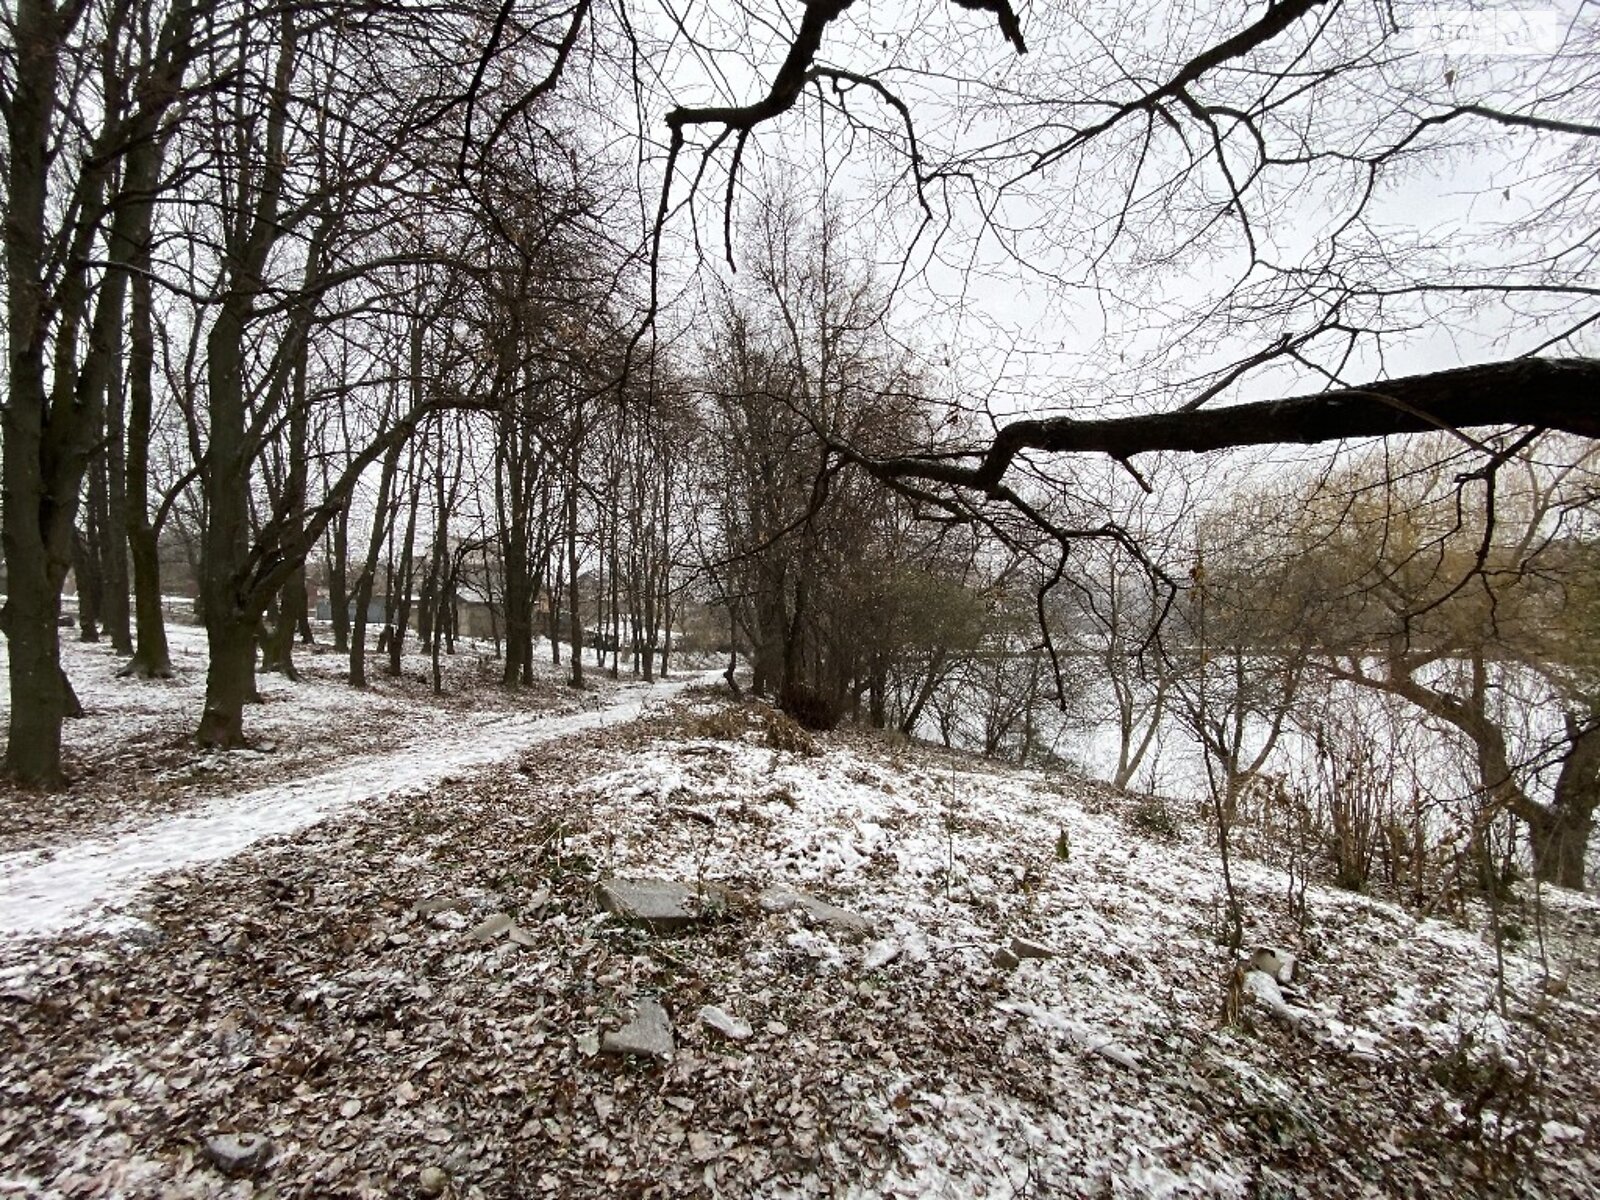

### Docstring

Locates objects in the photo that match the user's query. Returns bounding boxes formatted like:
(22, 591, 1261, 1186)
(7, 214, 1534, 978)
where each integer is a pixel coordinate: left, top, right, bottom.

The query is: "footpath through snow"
(1, 666, 1597, 1197)
(0, 675, 695, 943)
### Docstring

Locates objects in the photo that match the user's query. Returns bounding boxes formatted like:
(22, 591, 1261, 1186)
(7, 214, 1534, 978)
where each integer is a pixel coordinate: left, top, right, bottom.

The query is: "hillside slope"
(1, 688, 1596, 1197)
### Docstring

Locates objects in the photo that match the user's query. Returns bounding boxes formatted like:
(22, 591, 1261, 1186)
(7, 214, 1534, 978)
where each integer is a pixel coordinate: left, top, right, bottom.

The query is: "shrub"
(690, 707, 752, 742)
(1128, 793, 1182, 842)
(779, 683, 842, 731)
(765, 710, 819, 756)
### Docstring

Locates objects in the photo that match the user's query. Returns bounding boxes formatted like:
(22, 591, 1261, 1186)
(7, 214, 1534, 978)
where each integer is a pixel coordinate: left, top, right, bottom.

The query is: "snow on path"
(0, 675, 698, 943)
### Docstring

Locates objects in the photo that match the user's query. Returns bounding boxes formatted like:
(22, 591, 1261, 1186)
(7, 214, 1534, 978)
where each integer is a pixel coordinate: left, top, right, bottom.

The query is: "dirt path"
(0, 675, 698, 943)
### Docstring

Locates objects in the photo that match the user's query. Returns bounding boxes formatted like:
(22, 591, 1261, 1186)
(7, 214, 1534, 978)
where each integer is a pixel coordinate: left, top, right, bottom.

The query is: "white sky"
(621, 0, 1597, 428)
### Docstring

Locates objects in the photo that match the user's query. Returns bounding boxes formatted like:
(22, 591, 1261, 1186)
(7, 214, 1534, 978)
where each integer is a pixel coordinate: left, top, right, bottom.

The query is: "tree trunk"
(83, 459, 110, 643)
(1534, 810, 1593, 891)
(498, 421, 530, 687)
(100, 362, 133, 652)
(195, 11, 296, 748)
(198, 285, 260, 747)
(566, 459, 584, 689)
(1, 598, 68, 786)
(548, 544, 564, 665)
(1534, 717, 1600, 889)
(388, 458, 423, 678)
(658, 572, 672, 679)
(2, 0, 98, 783)
(868, 652, 887, 729)
(1354, 658, 1598, 892)
(123, 252, 173, 678)
(197, 615, 259, 748)
(351, 436, 403, 687)
(262, 347, 312, 681)
(261, 573, 304, 681)
(900, 648, 947, 738)
(73, 528, 102, 642)
(99, 383, 133, 652)
(329, 503, 351, 652)
(197, 319, 256, 748)
(124, 525, 171, 677)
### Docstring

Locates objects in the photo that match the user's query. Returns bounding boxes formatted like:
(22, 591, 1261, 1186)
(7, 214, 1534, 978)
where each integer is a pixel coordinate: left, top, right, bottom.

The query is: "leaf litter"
(0, 686, 1596, 1198)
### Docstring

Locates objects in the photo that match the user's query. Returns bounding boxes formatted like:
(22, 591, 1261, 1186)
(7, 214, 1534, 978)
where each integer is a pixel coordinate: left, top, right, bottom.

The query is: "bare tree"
(1, 0, 207, 782)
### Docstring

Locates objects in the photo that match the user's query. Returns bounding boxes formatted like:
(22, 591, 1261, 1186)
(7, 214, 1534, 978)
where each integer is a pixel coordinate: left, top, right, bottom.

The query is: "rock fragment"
(699, 1004, 753, 1041)
(596, 878, 733, 933)
(758, 887, 872, 937)
(863, 938, 902, 970)
(414, 896, 471, 917)
(418, 1166, 448, 1196)
(992, 946, 1022, 970)
(203, 1132, 272, 1176)
(1010, 936, 1056, 960)
(466, 912, 514, 942)
(601, 998, 675, 1059)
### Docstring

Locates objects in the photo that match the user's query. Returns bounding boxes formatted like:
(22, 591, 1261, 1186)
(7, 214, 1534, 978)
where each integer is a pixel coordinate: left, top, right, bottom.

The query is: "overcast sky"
(622, 0, 1595, 427)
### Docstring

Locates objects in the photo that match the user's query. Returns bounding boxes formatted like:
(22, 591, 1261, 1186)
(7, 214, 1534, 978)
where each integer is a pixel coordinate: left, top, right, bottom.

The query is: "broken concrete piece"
(1010, 936, 1055, 960)
(466, 912, 514, 942)
(863, 938, 901, 970)
(1250, 946, 1296, 983)
(596, 879, 733, 933)
(602, 998, 675, 1059)
(414, 896, 471, 917)
(1244, 968, 1285, 1006)
(758, 887, 873, 937)
(699, 1004, 753, 1041)
(203, 1132, 272, 1176)
(1082, 1035, 1140, 1070)
(1244, 967, 1309, 1031)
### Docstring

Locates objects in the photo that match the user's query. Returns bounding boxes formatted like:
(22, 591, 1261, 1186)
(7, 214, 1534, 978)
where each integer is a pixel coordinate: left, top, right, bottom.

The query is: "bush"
(690, 707, 753, 742)
(779, 683, 843, 731)
(765, 710, 819, 756)
(1128, 793, 1182, 842)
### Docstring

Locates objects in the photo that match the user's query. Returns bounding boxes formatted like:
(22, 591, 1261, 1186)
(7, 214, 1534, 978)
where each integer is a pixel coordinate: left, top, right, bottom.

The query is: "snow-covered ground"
(0, 625, 639, 854)
(0, 672, 693, 942)
(0, 669, 1594, 1198)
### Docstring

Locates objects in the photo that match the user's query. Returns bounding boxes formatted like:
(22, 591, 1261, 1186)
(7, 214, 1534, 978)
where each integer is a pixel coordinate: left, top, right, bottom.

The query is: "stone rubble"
(595, 878, 733, 933)
(699, 1004, 754, 1041)
(202, 1132, 271, 1177)
(757, 887, 873, 937)
(601, 997, 675, 1060)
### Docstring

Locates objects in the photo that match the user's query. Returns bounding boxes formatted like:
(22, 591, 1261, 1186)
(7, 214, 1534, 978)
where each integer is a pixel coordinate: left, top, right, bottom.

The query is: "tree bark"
(329, 501, 351, 653)
(262, 346, 313, 681)
(73, 527, 103, 643)
(195, 12, 296, 748)
(351, 438, 405, 688)
(4, 0, 198, 777)
(1330, 656, 1599, 890)
(101, 363, 133, 653)
(123, 237, 173, 678)
(857, 358, 1600, 494)
(197, 615, 260, 748)
(387, 453, 423, 678)
(566, 436, 585, 689)
(3, 0, 87, 784)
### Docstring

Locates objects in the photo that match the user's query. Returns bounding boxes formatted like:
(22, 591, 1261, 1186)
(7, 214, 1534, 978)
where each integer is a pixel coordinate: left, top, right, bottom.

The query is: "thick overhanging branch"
(664, 0, 857, 136)
(862, 357, 1600, 492)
